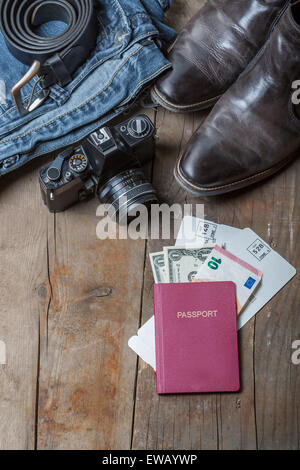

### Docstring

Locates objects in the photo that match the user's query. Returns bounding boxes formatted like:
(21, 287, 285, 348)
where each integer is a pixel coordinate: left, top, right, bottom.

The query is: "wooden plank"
(37, 219, 145, 449)
(252, 165, 300, 450)
(133, 121, 300, 450)
(132, 109, 258, 450)
(0, 161, 49, 450)
(132, 0, 300, 446)
(36, 108, 155, 449)
(0, 0, 205, 451)
(0, 0, 299, 451)
(132, 0, 299, 450)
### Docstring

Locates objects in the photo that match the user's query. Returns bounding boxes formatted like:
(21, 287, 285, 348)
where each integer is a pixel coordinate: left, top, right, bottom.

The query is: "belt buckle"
(11, 61, 50, 116)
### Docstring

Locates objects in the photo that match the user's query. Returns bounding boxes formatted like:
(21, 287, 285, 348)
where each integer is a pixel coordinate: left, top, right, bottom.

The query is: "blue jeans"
(0, 0, 176, 176)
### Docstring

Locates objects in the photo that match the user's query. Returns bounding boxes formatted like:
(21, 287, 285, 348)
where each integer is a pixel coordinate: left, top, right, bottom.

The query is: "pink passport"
(154, 282, 240, 394)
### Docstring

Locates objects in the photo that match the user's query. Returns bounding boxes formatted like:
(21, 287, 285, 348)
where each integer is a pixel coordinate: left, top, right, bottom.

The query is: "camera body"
(39, 115, 156, 214)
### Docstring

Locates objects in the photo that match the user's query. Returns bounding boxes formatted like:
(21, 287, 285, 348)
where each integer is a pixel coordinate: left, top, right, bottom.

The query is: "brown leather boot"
(174, 3, 300, 196)
(152, 0, 289, 113)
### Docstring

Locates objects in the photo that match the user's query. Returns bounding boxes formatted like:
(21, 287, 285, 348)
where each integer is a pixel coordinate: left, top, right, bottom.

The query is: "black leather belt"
(0, 0, 97, 116)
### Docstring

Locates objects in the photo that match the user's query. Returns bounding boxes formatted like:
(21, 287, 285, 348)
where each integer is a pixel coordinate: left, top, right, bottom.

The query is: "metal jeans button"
(3, 155, 19, 169)
(114, 30, 125, 45)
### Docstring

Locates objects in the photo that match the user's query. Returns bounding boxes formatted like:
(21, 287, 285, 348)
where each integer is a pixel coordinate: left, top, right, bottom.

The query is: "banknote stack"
(150, 246, 214, 284)
(150, 244, 263, 315)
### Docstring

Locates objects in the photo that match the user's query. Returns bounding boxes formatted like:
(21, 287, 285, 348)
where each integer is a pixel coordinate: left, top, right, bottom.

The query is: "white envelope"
(175, 215, 241, 248)
(128, 317, 156, 370)
(226, 228, 297, 329)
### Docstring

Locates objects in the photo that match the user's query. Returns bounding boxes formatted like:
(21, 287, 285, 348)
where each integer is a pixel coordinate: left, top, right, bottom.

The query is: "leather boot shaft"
(152, 0, 289, 112)
(175, 4, 300, 195)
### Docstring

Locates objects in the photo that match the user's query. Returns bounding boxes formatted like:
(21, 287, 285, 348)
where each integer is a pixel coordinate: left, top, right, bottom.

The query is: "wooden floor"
(0, 0, 299, 450)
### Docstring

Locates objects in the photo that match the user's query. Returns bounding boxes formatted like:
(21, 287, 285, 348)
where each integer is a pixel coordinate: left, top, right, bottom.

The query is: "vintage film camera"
(39, 115, 157, 218)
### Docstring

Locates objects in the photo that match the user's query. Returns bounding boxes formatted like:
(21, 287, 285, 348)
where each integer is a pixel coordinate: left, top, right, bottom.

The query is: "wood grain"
(0, 161, 48, 450)
(36, 203, 147, 449)
(132, 0, 300, 450)
(0, 0, 299, 450)
(132, 108, 257, 451)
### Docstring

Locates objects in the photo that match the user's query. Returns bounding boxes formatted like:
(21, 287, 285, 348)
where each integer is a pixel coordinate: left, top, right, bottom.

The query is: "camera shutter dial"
(47, 151, 70, 182)
(127, 117, 150, 139)
(47, 167, 61, 181)
(69, 154, 88, 173)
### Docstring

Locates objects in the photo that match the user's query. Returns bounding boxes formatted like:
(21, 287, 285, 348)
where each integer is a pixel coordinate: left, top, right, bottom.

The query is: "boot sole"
(174, 151, 299, 196)
(151, 85, 222, 114)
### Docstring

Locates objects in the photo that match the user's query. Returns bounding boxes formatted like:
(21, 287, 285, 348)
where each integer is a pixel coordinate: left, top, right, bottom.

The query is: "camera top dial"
(69, 154, 88, 173)
(127, 117, 151, 139)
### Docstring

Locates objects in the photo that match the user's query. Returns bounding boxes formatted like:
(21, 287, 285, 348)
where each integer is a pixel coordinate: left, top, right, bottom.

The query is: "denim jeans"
(0, 0, 176, 176)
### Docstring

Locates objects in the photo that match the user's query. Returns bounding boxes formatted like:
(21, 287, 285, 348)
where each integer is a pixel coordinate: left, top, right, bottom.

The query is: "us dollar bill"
(164, 246, 215, 283)
(149, 252, 167, 283)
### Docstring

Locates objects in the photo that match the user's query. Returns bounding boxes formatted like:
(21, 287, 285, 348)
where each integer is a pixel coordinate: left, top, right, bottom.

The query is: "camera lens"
(98, 169, 158, 221)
